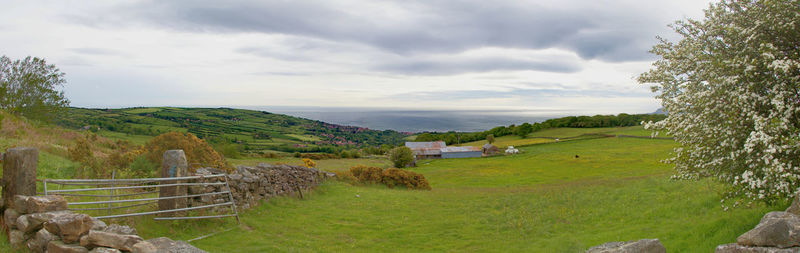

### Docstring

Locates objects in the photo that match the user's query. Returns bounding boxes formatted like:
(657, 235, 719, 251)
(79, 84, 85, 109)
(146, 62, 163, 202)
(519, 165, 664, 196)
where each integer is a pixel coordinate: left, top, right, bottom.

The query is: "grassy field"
(0, 128, 779, 252)
(181, 137, 777, 252)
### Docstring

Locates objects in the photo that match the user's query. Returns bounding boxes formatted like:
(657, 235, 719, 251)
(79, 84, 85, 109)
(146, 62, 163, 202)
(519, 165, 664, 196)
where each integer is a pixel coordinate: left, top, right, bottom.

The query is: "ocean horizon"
(244, 106, 567, 133)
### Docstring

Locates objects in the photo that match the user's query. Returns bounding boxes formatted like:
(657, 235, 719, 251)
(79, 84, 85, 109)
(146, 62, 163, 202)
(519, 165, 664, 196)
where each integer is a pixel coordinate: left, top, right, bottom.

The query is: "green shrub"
(128, 155, 157, 178)
(388, 146, 414, 168)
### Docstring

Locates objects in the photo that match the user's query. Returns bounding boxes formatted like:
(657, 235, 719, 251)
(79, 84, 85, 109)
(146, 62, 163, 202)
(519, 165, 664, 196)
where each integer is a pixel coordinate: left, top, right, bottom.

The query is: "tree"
(639, 0, 800, 205)
(388, 146, 414, 168)
(486, 134, 495, 144)
(0, 56, 69, 120)
(514, 123, 533, 137)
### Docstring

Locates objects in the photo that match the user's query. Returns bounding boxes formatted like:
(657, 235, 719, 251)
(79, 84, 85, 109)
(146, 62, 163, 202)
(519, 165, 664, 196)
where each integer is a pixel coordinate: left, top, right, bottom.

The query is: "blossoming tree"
(639, 0, 799, 204)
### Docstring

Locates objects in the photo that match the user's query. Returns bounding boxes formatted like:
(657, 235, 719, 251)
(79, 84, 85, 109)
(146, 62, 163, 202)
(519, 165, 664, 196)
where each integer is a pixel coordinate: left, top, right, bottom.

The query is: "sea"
(244, 106, 566, 133)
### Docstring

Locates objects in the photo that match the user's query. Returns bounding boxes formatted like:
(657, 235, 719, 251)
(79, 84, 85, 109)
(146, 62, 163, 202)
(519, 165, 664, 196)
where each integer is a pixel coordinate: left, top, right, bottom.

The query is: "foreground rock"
(716, 243, 800, 252)
(716, 194, 800, 252)
(147, 237, 207, 253)
(48, 240, 89, 253)
(586, 239, 666, 253)
(737, 211, 800, 248)
(25, 195, 69, 213)
(44, 212, 95, 243)
(82, 230, 144, 252)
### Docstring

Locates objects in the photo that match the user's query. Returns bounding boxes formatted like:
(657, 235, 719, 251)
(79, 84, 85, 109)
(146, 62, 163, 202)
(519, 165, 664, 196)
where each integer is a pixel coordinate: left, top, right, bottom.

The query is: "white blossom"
(639, 0, 800, 205)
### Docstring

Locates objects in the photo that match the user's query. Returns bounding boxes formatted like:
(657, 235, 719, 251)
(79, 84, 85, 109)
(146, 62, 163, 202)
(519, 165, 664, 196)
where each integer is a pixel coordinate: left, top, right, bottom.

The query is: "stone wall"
(188, 163, 331, 211)
(3, 195, 205, 253)
(715, 195, 800, 252)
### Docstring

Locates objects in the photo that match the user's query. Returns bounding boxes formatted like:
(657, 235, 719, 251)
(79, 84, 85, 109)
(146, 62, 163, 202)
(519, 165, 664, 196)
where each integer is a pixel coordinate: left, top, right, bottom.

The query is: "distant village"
(405, 141, 518, 160)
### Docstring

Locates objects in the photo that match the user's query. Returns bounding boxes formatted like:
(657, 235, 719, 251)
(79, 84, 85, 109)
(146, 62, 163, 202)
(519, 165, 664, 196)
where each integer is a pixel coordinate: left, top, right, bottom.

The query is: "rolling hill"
(55, 107, 409, 153)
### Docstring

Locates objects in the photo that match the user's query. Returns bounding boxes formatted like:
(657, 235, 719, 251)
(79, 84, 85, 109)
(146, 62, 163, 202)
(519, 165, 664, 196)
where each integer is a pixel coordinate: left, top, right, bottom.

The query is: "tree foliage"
(0, 56, 69, 120)
(388, 146, 414, 168)
(639, 0, 800, 204)
(415, 113, 665, 145)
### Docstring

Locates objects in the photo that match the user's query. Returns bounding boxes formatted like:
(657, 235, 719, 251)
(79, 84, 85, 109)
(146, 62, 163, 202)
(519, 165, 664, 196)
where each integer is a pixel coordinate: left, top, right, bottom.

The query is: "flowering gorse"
(639, 0, 800, 206)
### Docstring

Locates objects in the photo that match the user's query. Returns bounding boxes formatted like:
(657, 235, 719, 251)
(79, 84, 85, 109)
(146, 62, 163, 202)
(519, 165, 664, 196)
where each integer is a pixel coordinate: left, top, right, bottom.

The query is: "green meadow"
(167, 137, 780, 252)
(0, 129, 782, 252)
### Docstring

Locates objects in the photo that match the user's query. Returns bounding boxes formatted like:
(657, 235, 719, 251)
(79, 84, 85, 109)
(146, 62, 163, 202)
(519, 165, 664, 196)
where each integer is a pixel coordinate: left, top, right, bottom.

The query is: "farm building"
(481, 143, 500, 155)
(405, 141, 482, 159)
(441, 146, 483, 158)
(405, 141, 446, 159)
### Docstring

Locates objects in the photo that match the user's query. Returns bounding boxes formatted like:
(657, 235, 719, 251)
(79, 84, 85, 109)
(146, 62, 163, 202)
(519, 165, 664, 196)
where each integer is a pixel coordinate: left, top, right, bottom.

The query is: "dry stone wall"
(716, 195, 800, 252)
(3, 195, 206, 253)
(188, 163, 330, 211)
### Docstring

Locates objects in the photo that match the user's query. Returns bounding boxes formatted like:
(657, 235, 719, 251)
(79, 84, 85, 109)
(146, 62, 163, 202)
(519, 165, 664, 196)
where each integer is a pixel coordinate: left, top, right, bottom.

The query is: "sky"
(0, 0, 713, 115)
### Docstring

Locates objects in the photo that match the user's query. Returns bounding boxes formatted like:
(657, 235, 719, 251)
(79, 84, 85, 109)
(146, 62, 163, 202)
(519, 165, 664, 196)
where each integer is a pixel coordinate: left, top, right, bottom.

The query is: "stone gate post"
(158, 150, 188, 215)
(1, 147, 38, 212)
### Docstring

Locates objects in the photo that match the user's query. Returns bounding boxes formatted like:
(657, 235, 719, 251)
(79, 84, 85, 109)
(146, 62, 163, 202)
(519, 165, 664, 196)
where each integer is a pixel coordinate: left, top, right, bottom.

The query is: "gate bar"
(68, 191, 231, 206)
(47, 182, 226, 193)
(93, 202, 234, 219)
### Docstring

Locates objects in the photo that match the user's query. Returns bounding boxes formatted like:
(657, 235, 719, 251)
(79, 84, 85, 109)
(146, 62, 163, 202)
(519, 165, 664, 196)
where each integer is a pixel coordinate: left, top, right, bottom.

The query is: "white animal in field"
(505, 146, 519, 154)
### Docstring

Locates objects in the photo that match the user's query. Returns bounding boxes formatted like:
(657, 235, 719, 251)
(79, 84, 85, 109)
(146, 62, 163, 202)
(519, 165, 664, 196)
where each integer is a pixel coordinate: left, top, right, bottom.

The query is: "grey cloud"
(374, 56, 581, 75)
(396, 87, 651, 101)
(76, 0, 670, 62)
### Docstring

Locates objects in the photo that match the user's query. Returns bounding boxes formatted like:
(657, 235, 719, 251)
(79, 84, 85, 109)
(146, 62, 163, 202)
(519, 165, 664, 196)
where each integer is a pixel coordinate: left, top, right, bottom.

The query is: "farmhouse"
(441, 146, 482, 158)
(481, 143, 500, 155)
(405, 141, 446, 159)
(405, 141, 482, 159)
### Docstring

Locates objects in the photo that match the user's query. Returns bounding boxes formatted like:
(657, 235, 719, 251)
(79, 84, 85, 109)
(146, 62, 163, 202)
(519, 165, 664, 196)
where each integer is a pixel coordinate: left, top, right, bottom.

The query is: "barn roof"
(405, 141, 446, 149)
(414, 148, 442, 156)
(441, 146, 481, 153)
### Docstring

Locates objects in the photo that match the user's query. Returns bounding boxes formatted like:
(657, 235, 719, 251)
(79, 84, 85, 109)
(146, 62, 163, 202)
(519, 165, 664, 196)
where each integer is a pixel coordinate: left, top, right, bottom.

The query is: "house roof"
(405, 141, 446, 149)
(441, 146, 481, 153)
(414, 148, 442, 156)
(482, 143, 497, 149)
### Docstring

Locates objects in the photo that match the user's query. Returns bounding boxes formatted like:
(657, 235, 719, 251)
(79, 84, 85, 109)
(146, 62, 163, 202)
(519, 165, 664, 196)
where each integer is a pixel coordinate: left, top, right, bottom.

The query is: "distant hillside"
(55, 107, 409, 153)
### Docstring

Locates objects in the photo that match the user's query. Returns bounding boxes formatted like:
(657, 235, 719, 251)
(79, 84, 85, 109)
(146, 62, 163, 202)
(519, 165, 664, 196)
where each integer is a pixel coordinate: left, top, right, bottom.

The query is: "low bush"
(382, 168, 431, 190)
(141, 132, 231, 173)
(302, 158, 317, 168)
(341, 165, 431, 190)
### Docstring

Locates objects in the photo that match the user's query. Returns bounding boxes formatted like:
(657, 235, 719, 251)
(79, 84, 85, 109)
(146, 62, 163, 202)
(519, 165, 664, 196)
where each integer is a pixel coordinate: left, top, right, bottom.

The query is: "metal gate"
(39, 174, 239, 223)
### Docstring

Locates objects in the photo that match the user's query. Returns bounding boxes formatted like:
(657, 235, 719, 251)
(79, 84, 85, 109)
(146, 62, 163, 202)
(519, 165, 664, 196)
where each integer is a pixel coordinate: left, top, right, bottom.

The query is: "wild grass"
(0, 127, 777, 252)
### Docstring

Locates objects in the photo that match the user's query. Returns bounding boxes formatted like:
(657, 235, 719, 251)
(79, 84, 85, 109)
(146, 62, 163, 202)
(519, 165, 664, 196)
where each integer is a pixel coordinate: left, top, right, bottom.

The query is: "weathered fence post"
(158, 150, 188, 216)
(1, 147, 38, 212)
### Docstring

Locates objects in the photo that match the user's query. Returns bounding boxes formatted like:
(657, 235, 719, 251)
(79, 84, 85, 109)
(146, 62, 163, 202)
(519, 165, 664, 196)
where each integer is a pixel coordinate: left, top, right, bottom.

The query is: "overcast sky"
(0, 0, 712, 115)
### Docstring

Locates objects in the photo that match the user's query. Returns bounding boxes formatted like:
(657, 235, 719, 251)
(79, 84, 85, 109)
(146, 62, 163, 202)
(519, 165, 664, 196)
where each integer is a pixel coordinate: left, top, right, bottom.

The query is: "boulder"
(47, 240, 90, 253)
(83, 230, 144, 252)
(716, 243, 800, 252)
(131, 241, 158, 253)
(586, 239, 666, 253)
(44, 212, 95, 243)
(26, 228, 57, 253)
(17, 210, 71, 233)
(4, 208, 20, 229)
(14, 195, 30, 214)
(25, 195, 68, 213)
(146, 237, 207, 253)
(101, 224, 137, 235)
(91, 218, 107, 231)
(88, 247, 122, 253)
(8, 229, 29, 248)
(737, 212, 800, 248)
